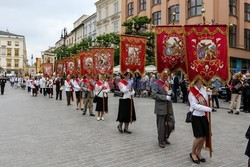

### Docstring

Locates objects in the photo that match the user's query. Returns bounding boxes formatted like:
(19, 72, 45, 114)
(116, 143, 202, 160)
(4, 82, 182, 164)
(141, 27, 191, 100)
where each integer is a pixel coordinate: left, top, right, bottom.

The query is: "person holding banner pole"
(65, 75, 72, 106)
(95, 75, 109, 121)
(151, 70, 175, 148)
(188, 78, 212, 164)
(116, 71, 136, 134)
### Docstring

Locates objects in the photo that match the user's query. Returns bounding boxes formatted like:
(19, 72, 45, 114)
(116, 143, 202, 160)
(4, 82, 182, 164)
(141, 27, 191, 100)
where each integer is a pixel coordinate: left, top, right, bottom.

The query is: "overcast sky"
(0, 0, 96, 65)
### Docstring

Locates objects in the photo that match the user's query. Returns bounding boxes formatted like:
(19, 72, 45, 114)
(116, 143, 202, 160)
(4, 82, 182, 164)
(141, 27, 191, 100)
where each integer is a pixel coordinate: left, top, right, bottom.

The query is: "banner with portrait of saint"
(185, 25, 229, 84)
(42, 63, 53, 77)
(55, 60, 64, 76)
(74, 54, 81, 75)
(91, 48, 114, 76)
(64, 57, 75, 76)
(80, 52, 94, 76)
(156, 26, 187, 74)
(120, 35, 147, 75)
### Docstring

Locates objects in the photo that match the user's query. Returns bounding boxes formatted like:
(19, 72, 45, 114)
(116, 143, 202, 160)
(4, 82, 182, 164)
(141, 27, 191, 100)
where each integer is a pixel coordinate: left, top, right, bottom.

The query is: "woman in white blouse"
(188, 78, 212, 164)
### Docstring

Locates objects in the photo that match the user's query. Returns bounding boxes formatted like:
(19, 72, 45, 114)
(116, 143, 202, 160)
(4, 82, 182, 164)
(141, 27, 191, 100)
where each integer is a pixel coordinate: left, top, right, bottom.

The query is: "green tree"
(122, 16, 155, 65)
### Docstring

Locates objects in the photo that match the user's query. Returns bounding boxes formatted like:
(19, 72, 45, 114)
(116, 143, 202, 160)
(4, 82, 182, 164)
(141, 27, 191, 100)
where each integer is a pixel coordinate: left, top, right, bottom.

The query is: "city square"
(0, 0, 250, 166)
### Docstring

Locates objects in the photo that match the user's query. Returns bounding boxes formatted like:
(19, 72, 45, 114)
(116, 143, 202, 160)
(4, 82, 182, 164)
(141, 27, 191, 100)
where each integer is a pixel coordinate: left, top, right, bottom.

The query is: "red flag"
(120, 35, 147, 75)
(156, 26, 187, 74)
(80, 51, 94, 77)
(185, 25, 229, 84)
(55, 60, 64, 76)
(92, 48, 114, 77)
(42, 63, 53, 77)
(64, 57, 75, 76)
(74, 54, 81, 76)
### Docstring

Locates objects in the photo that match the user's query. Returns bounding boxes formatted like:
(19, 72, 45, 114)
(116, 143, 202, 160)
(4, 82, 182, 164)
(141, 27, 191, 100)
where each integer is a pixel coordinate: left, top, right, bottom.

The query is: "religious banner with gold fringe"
(184, 25, 229, 84)
(185, 25, 230, 158)
(155, 26, 187, 74)
(55, 60, 64, 76)
(64, 57, 75, 76)
(91, 48, 114, 77)
(80, 51, 94, 77)
(74, 54, 81, 76)
(42, 63, 53, 77)
(120, 35, 147, 75)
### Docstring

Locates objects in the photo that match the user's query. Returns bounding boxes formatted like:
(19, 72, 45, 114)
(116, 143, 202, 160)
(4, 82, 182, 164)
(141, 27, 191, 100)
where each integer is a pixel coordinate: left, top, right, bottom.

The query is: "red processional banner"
(91, 48, 114, 76)
(156, 26, 187, 74)
(55, 60, 64, 76)
(185, 25, 229, 84)
(64, 57, 75, 76)
(74, 54, 81, 75)
(42, 63, 53, 77)
(120, 35, 147, 75)
(80, 52, 94, 76)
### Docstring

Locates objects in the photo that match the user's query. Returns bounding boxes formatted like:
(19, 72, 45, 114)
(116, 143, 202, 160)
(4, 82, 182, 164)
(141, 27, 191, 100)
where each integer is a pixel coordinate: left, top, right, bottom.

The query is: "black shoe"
(212, 109, 217, 112)
(165, 139, 171, 145)
(235, 111, 240, 115)
(159, 143, 165, 148)
(82, 112, 86, 115)
(124, 129, 132, 134)
(81, 108, 84, 111)
(90, 114, 95, 117)
(197, 157, 206, 163)
(228, 110, 233, 114)
(190, 153, 200, 164)
(117, 125, 123, 133)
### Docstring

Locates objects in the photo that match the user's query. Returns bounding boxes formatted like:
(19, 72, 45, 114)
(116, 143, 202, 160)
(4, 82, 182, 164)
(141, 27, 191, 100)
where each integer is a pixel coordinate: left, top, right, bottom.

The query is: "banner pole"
(207, 85, 213, 158)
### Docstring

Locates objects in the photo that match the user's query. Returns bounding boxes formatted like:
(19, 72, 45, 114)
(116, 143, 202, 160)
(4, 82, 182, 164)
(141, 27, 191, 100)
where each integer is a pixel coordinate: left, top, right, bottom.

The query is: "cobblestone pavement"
(0, 85, 249, 167)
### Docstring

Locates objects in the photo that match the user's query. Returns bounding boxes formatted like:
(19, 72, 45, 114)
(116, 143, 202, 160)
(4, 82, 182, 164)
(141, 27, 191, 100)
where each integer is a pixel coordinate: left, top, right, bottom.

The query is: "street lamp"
(201, 1, 206, 25)
(172, 12, 176, 25)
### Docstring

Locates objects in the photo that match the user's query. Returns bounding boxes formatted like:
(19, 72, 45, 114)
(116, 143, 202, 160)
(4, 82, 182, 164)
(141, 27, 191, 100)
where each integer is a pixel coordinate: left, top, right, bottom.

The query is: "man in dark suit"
(172, 72, 179, 103)
(0, 75, 7, 95)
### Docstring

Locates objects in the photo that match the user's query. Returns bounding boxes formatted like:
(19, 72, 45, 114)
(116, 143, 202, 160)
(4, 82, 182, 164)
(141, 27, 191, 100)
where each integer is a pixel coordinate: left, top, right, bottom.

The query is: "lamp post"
(201, 1, 206, 25)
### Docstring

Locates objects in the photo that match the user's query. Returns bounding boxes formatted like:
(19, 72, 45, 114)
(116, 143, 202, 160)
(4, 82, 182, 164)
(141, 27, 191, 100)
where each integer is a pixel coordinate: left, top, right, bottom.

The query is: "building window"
(113, 21, 119, 33)
(104, 25, 108, 33)
(14, 59, 19, 67)
(139, 0, 146, 11)
(229, 0, 237, 16)
(15, 41, 19, 46)
(6, 59, 11, 67)
(169, 5, 180, 24)
(152, 11, 161, 25)
(7, 48, 11, 56)
(99, 10, 102, 21)
(128, 2, 134, 16)
(105, 7, 109, 17)
(15, 49, 19, 56)
(245, 29, 250, 50)
(229, 25, 237, 47)
(245, 3, 250, 21)
(153, 0, 161, 5)
(188, 0, 202, 17)
(114, 2, 119, 14)
(1, 46, 6, 55)
(7, 41, 11, 46)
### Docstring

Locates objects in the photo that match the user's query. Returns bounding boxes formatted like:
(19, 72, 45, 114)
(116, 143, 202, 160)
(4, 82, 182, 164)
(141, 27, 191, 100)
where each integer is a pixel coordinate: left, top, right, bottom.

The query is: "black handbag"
(185, 110, 194, 123)
(246, 125, 250, 139)
(93, 89, 102, 103)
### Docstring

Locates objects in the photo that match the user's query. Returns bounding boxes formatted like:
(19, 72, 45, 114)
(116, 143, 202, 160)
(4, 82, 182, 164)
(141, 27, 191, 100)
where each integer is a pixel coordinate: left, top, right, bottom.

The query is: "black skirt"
(246, 140, 250, 157)
(116, 98, 136, 123)
(191, 116, 209, 138)
(95, 96, 108, 112)
(75, 91, 81, 100)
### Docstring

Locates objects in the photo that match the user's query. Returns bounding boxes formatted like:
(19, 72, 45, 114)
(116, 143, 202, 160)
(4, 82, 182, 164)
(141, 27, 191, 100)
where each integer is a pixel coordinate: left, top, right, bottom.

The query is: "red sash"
(96, 80, 103, 86)
(119, 79, 128, 86)
(189, 87, 208, 106)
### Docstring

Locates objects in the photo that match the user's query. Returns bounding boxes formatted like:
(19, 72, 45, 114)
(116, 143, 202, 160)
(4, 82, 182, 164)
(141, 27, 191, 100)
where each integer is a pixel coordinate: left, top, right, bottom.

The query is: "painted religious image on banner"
(196, 39, 217, 61)
(68, 62, 74, 73)
(57, 64, 63, 74)
(94, 53, 111, 73)
(84, 57, 93, 69)
(126, 45, 141, 66)
(77, 58, 81, 72)
(165, 36, 183, 56)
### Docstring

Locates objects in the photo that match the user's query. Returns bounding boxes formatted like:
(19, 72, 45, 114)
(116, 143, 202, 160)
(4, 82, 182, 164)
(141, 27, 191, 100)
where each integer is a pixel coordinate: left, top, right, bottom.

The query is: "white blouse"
(95, 81, 110, 98)
(188, 85, 212, 117)
(118, 79, 135, 99)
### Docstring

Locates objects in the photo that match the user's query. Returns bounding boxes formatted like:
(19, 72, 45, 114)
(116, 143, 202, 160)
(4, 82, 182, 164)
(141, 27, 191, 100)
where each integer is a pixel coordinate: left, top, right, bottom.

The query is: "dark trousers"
(66, 91, 71, 105)
(212, 95, 219, 108)
(43, 88, 47, 96)
(225, 88, 231, 102)
(173, 88, 178, 103)
(243, 94, 250, 112)
(1, 85, 5, 95)
(56, 89, 62, 100)
(156, 115, 166, 144)
(40, 88, 42, 94)
(182, 90, 187, 103)
(28, 87, 31, 92)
